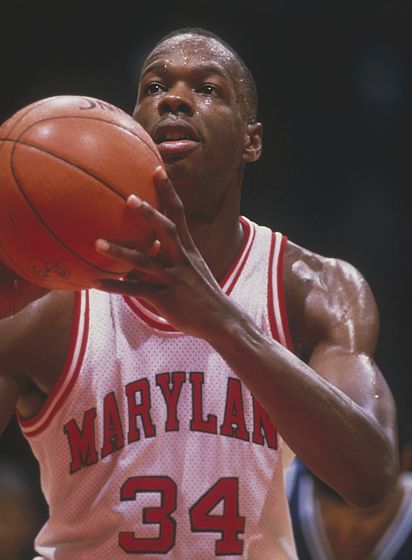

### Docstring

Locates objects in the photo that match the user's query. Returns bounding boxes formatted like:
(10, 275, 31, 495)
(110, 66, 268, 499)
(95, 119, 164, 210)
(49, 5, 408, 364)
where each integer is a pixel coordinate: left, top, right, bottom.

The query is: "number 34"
(119, 476, 245, 555)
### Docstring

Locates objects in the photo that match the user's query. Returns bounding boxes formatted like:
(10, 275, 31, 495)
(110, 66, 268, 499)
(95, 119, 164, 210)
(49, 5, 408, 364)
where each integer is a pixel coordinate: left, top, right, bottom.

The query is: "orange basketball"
(0, 95, 163, 290)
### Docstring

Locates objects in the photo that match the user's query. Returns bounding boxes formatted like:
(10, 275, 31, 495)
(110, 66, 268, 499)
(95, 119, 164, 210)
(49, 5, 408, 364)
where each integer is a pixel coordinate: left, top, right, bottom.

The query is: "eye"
(196, 84, 219, 96)
(145, 82, 166, 95)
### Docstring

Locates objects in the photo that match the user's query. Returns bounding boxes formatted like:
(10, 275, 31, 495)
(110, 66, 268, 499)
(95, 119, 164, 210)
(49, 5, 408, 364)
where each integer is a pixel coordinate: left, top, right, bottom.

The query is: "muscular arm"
(208, 251, 397, 509)
(0, 261, 74, 434)
(0, 261, 49, 319)
(299, 253, 396, 501)
(0, 261, 49, 433)
(95, 169, 398, 509)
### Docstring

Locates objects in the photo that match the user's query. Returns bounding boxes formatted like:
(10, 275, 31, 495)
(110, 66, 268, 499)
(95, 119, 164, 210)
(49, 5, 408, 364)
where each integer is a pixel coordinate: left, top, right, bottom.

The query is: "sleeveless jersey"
(287, 460, 412, 560)
(19, 217, 298, 560)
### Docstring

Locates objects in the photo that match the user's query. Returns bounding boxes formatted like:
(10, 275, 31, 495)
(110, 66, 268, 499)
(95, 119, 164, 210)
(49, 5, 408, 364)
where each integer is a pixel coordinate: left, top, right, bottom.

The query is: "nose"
(158, 83, 195, 116)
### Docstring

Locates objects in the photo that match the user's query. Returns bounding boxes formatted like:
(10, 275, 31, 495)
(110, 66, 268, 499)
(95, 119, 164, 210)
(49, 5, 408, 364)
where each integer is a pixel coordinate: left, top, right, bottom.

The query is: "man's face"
(133, 34, 248, 202)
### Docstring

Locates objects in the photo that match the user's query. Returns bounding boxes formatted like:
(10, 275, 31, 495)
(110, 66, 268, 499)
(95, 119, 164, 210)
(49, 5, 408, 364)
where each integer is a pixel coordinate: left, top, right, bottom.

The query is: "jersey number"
(119, 476, 245, 555)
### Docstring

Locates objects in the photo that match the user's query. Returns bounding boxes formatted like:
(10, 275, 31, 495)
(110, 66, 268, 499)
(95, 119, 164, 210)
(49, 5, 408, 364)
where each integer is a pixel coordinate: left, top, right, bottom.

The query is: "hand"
(0, 260, 49, 318)
(94, 166, 233, 338)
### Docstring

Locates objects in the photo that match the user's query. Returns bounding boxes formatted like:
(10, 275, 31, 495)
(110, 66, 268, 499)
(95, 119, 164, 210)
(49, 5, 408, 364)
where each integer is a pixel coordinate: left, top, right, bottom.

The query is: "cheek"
(133, 101, 153, 128)
(203, 104, 240, 136)
(208, 118, 244, 159)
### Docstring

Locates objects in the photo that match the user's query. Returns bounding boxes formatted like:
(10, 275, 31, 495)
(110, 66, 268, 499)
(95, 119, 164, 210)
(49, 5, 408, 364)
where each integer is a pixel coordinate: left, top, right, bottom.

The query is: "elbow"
(344, 456, 398, 510)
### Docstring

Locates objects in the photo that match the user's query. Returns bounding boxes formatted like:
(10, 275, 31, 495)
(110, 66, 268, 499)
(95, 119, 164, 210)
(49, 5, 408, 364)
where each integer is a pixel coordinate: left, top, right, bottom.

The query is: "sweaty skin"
(0, 32, 397, 520)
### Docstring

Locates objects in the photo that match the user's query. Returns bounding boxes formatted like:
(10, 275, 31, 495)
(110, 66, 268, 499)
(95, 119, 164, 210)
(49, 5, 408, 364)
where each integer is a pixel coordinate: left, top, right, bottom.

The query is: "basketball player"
(0, 27, 398, 559)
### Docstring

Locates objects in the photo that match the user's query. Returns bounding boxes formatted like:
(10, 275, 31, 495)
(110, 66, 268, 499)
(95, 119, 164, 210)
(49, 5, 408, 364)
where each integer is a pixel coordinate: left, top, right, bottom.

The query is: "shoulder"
(283, 239, 373, 299)
(283, 240, 379, 360)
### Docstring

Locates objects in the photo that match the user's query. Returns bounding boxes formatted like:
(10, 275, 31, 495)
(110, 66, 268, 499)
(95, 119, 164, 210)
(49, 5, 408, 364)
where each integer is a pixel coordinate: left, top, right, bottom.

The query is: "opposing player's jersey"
(19, 217, 297, 559)
(286, 460, 412, 560)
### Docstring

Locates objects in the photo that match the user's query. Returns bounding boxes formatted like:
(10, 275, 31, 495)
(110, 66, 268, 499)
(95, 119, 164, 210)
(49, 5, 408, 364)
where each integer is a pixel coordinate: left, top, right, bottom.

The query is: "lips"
(152, 119, 201, 156)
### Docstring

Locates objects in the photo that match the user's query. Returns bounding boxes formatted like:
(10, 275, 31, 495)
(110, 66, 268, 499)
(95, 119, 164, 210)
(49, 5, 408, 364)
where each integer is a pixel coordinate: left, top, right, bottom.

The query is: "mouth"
(152, 120, 201, 157)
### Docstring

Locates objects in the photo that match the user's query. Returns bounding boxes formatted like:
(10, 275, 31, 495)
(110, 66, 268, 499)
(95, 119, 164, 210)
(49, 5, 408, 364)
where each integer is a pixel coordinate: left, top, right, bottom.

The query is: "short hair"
(146, 27, 258, 123)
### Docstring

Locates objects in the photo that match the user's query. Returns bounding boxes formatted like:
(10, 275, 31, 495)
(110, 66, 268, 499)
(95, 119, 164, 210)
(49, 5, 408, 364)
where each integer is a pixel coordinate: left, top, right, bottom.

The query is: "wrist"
(203, 297, 264, 356)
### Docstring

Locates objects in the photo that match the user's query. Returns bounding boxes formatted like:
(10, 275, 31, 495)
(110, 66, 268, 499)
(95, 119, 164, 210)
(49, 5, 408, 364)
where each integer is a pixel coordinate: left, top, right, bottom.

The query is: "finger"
(126, 192, 181, 262)
(95, 239, 163, 276)
(93, 277, 158, 299)
(123, 267, 161, 285)
(153, 166, 192, 246)
(147, 239, 162, 257)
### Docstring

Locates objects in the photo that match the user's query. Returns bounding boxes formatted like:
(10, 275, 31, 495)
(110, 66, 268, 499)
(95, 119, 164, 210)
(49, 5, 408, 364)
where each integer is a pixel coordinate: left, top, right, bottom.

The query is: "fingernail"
(95, 239, 109, 252)
(148, 239, 161, 257)
(156, 165, 167, 180)
(127, 194, 142, 208)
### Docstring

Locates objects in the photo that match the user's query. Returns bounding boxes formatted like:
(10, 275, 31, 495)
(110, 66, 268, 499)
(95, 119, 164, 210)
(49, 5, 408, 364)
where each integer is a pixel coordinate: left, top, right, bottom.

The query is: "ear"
(242, 122, 263, 163)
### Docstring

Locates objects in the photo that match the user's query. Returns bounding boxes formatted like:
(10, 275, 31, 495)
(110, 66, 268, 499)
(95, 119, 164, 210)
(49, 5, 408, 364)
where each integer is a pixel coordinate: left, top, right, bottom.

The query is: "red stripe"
(19, 290, 89, 435)
(220, 217, 250, 291)
(267, 233, 294, 351)
(123, 296, 179, 333)
(267, 232, 280, 342)
(225, 219, 255, 296)
(277, 235, 294, 351)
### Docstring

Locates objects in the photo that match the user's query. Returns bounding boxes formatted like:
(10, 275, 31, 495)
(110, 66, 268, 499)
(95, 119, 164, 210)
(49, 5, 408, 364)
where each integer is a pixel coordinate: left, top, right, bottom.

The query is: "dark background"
(0, 0, 411, 556)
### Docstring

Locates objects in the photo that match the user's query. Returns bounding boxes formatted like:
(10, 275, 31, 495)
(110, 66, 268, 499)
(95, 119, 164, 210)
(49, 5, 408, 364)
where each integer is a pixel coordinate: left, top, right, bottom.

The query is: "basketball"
(0, 95, 163, 290)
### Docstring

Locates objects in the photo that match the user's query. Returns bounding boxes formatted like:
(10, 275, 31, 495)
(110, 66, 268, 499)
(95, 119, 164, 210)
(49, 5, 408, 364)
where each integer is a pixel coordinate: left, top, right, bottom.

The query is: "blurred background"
(0, 0, 411, 557)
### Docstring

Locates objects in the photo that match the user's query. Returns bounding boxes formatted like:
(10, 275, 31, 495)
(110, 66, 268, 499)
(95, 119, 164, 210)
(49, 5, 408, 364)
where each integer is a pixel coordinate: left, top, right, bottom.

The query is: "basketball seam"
(0, 236, 87, 290)
(3, 137, 134, 200)
(0, 97, 53, 138)
(1, 98, 162, 164)
(14, 114, 163, 164)
(7, 139, 133, 277)
(0, 97, 53, 156)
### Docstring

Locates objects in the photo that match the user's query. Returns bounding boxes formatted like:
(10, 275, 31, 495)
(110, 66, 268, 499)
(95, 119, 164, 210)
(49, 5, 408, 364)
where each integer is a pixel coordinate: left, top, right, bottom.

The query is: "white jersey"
(19, 217, 297, 559)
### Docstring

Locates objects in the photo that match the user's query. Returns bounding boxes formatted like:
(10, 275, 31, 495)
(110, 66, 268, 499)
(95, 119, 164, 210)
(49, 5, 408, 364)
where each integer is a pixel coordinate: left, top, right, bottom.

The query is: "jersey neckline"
(123, 216, 255, 333)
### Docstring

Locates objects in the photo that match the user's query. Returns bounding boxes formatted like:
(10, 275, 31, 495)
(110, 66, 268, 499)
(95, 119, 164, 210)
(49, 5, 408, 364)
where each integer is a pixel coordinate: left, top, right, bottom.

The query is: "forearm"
(206, 305, 396, 508)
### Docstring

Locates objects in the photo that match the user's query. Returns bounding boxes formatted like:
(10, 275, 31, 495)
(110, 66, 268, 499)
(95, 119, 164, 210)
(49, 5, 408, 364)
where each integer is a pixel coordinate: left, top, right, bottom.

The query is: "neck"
(182, 173, 245, 282)
(188, 211, 244, 282)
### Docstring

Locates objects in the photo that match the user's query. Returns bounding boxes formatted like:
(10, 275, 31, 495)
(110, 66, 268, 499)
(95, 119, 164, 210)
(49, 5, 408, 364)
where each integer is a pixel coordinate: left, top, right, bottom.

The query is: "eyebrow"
(141, 61, 230, 81)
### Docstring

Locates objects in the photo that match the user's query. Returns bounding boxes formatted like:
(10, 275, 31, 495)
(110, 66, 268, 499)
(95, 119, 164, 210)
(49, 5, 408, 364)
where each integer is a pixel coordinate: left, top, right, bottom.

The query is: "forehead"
(142, 34, 240, 79)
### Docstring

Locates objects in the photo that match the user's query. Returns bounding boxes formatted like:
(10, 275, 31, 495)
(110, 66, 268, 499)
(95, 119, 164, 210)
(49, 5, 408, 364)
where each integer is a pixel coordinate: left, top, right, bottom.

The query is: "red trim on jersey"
(124, 217, 255, 332)
(267, 233, 280, 342)
(123, 296, 179, 333)
(224, 218, 255, 296)
(267, 233, 294, 351)
(18, 290, 90, 437)
(277, 235, 294, 351)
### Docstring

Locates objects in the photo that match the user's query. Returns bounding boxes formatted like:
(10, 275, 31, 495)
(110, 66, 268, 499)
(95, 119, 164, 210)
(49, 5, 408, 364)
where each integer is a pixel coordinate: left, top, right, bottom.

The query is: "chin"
(164, 159, 196, 187)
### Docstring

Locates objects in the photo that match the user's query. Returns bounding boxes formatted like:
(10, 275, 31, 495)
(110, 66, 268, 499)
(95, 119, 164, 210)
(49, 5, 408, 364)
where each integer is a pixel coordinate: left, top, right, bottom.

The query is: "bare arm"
(0, 261, 49, 432)
(208, 253, 397, 509)
(291, 253, 397, 505)
(95, 168, 397, 509)
(0, 260, 49, 319)
(0, 261, 73, 434)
